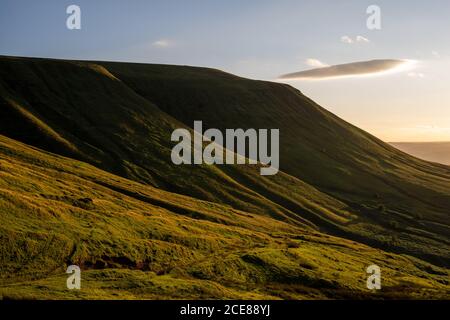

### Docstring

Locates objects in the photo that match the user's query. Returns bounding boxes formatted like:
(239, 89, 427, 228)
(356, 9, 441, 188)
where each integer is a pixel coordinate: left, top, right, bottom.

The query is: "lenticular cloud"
(279, 59, 415, 80)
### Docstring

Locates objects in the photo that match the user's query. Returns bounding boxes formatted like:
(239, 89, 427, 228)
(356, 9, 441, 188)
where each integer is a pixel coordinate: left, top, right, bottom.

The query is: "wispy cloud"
(305, 58, 329, 68)
(341, 36, 354, 44)
(152, 39, 174, 48)
(356, 35, 370, 43)
(278, 59, 415, 81)
(431, 50, 440, 58)
(341, 35, 370, 44)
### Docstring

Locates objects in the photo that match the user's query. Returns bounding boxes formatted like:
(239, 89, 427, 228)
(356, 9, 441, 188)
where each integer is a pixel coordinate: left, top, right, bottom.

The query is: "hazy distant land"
(391, 142, 450, 165)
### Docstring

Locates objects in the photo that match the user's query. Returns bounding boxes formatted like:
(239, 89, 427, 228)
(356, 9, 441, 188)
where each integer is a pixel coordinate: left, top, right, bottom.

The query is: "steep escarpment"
(0, 56, 449, 268)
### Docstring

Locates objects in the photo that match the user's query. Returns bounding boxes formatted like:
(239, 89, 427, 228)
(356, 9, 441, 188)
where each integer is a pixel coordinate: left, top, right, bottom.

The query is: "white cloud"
(341, 36, 354, 44)
(152, 39, 173, 48)
(305, 58, 329, 68)
(341, 35, 370, 44)
(279, 59, 415, 81)
(356, 35, 370, 43)
(432, 50, 440, 58)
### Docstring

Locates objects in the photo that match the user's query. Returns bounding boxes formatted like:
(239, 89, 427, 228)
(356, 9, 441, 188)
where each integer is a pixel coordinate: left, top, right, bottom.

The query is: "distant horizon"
(390, 141, 450, 144)
(391, 141, 450, 165)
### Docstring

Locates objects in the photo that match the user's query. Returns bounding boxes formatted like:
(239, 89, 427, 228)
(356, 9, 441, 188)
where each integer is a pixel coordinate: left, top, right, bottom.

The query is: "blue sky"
(1, 0, 449, 141)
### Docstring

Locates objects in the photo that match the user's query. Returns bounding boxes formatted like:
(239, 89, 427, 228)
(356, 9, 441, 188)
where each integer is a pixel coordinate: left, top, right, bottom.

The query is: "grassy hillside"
(0, 56, 349, 225)
(101, 61, 450, 222)
(0, 56, 449, 299)
(0, 135, 448, 299)
(98, 60, 450, 265)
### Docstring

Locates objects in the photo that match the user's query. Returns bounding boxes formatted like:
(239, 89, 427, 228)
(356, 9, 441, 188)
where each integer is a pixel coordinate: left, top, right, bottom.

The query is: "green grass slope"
(99, 60, 450, 265)
(0, 135, 449, 299)
(101, 61, 450, 222)
(0, 56, 449, 268)
(0, 56, 350, 228)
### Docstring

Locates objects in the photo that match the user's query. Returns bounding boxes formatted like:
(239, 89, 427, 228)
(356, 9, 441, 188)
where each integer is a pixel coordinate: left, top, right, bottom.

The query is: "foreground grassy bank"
(0, 136, 448, 299)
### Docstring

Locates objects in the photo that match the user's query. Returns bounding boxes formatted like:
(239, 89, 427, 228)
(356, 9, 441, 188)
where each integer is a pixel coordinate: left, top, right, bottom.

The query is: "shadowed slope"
(0, 56, 449, 267)
(101, 61, 450, 224)
(0, 56, 349, 230)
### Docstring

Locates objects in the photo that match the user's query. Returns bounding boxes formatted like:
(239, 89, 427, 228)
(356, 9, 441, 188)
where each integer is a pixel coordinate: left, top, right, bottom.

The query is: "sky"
(1, 0, 449, 142)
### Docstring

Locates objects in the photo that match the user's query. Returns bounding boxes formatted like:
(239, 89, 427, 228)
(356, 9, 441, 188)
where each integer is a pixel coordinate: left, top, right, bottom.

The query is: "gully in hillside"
(171, 120, 279, 176)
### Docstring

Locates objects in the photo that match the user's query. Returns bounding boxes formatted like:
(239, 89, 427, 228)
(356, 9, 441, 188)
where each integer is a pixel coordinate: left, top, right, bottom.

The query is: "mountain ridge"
(0, 55, 449, 274)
